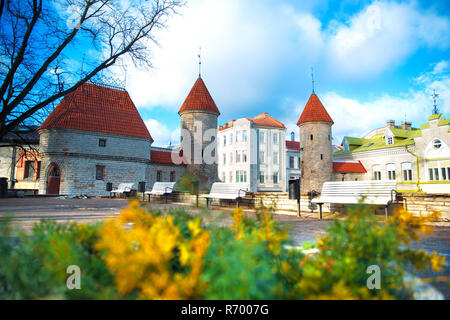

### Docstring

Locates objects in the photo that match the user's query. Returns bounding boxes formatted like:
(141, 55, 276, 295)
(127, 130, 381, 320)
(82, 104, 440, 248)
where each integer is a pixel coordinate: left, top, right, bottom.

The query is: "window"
(96, 165, 105, 180)
(243, 130, 247, 142)
(243, 151, 247, 163)
(230, 152, 233, 164)
(289, 157, 294, 169)
(260, 131, 265, 143)
(373, 165, 381, 180)
(236, 151, 241, 163)
(157, 171, 162, 182)
(36, 161, 41, 180)
(99, 139, 107, 147)
(387, 164, 396, 180)
(310, 135, 314, 141)
(229, 172, 233, 183)
(387, 137, 394, 145)
(223, 136, 226, 146)
(260, 151, 265, 163)
(259, 171, 265, 183)
(273, 132, 278, 145)
(273, 172, 279, 184)
(320, 154, 323, 160)
(433, 139, 442, 149)
(230, 134, 233, 145)
(223, 153, 226, 165)
(24, 161, 35, 180)
(236, 170, 247, 183)
(236, 131, 241, 143)
(273, 152, 278, 165)
(170, 171, 176, 182)
(328, 134, 331, 141)
(441, 167, 449, 181)
(429, 168, 439, 181)
(402, 162, 412, 181)
(222, 173, 226, 182)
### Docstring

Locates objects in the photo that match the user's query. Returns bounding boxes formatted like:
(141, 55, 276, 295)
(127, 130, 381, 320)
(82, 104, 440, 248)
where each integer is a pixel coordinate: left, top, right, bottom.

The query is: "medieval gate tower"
(178, 76, 220, 189)
(297, 92, 334, 194)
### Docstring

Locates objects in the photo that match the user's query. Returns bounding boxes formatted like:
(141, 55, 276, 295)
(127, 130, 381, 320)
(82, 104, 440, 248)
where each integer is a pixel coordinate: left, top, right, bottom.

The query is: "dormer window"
(387, 137, 394, 145)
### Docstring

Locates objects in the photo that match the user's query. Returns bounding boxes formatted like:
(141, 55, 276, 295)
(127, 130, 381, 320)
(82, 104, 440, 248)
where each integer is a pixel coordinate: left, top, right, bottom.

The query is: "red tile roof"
(219, 113, 285, 131)
(333, 161, 367, 173)
(39, 83, 152, 140)
(251, 113, 286, 128)
(151, 150, 187, 166)
(178, 77, 220, 115)
(297, 93, 334, 125)
(286, 140, 300, 150)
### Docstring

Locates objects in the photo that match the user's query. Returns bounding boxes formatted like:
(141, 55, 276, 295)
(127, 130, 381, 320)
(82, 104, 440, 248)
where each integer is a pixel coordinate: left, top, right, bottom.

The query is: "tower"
(297, 93, 334, 194)
(178, 76, 220, 189)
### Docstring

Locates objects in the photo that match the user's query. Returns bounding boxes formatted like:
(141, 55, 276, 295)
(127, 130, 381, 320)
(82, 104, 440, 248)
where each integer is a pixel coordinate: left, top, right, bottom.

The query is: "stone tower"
(297, 93, 334, 194)
(178, 76, 220, 189)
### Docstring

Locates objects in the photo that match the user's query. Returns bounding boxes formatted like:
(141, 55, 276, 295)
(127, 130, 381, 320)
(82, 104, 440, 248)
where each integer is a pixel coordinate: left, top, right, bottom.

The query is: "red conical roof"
(178, 77, 220, 115)
(39, 83, 152, 140)
(297, 93, 334, 125)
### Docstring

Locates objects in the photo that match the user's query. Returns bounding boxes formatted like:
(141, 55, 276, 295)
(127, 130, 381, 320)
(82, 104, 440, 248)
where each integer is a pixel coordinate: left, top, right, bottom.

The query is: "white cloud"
(325, 1, 450, 79)
(116, 0, 302, 112)
(145, 119, 180, 147)
(283, 62, 450, 144)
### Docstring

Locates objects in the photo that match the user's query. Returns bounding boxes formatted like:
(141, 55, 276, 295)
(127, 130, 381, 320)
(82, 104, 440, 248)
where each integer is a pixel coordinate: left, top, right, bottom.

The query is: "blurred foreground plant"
(0, 201, 446, 300)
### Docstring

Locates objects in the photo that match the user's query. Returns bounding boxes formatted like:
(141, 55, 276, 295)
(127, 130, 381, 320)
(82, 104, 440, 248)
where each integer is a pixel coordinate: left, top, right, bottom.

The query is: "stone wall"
(397, 193, 450, 221)
(39, 128, 152, 196)
(180, 110, 219, 189)
(164, 191, 450, 221)
(299, 122, 333, 194)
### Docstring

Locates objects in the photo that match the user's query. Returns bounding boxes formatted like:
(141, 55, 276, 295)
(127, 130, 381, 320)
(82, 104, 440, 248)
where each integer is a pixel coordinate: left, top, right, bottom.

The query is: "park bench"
(145, 182, 176, 203)
(202, 183, 248, 208)
(111, 183, 135, 198)
(311, 180, 398, 220)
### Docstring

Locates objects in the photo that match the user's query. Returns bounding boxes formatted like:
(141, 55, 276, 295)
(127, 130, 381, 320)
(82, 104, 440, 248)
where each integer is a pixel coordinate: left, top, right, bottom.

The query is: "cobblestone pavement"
(1, 197, 449, 298)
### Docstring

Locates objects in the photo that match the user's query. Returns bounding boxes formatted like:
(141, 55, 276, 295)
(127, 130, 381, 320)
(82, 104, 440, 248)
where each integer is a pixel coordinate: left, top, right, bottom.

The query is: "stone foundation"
(160, 191, 450, 221)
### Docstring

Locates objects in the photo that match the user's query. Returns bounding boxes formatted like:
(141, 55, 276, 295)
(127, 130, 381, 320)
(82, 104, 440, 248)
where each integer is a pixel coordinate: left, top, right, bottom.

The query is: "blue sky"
(109, 0, 450, 147)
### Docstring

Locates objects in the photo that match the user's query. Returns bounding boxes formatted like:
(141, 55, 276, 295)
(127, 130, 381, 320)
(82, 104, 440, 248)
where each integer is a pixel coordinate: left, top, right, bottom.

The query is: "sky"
(109, 0, 450, 147)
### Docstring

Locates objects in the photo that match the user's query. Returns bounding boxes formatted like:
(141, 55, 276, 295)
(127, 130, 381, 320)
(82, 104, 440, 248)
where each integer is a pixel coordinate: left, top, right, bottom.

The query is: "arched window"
(372, 165, 381, 180)
(401, 162, 412, 181)
(386, 164, 396, 180)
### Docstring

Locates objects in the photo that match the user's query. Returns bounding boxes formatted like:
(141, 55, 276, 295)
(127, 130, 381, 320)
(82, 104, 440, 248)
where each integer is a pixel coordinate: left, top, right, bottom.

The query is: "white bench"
(202, 183, 248, 208)
(145, 182, 176, 203)
(111, 183, 135, 198)
(311, 180, 398, 219)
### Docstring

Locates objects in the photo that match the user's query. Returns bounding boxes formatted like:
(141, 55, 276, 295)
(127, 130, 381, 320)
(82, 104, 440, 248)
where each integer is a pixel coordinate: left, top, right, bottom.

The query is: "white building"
(217, 113, 287, 192)
(286, 131, 301, 189)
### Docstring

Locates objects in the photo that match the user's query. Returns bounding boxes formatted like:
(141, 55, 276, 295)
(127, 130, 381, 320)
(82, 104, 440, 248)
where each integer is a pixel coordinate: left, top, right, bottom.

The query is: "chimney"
(229, 120, 235, 127)
(401, 121, 412, 130)
(386, 120, 395, 128)
(291, 131, 295, 141)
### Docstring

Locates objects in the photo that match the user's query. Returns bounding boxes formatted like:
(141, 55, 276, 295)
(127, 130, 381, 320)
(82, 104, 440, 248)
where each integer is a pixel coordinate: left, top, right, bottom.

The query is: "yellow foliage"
(96, 200, 210, 300)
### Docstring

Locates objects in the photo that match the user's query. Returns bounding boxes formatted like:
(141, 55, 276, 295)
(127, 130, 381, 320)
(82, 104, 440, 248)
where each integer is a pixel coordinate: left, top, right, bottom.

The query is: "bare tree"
(0, 0, 185, 140)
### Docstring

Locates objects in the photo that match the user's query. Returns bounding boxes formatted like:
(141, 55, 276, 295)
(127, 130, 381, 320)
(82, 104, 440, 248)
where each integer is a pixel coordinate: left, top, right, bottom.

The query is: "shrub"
(0, 201, 446, 300)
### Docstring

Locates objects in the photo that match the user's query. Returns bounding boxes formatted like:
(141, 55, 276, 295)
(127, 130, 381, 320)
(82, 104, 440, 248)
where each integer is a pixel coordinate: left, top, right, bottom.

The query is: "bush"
(0, 201, 446, 300)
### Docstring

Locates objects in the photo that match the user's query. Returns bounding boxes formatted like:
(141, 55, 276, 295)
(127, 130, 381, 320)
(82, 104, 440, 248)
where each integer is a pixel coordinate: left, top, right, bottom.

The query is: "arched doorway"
(47, 164, 61, 195)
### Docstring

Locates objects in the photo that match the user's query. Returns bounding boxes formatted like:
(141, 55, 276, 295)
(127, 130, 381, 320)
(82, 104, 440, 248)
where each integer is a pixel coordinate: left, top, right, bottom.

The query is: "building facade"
(35, 82, 187, 196)
(217, 113, 287, 192)
(286, 132, 301, 189)
(334, 114, 450, 193)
